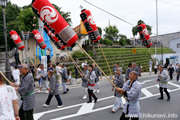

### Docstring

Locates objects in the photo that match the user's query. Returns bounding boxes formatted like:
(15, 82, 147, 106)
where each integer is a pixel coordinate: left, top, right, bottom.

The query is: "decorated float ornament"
(44, 25, 65, 50)
(9, 30, 25, 50)
(32, 30, 47, 49)
(32, 0, 78, 47)
(137, 23, 152, 48)
(80, 9, 101, 43)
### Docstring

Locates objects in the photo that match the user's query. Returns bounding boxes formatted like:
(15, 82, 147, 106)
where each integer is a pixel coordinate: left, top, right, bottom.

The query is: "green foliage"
(103, 25, 119, 42)
(132, 20, 152, 36)
(103, 38, 113, 45)
(0, 2, 72, 51)
(119, 39, 126, 46)
(71, 50, 86, 59)
(0, 2, 21, 49)
(53, 4, 72, 26)
(17, 7, 38, 31)
(97, 26, 102, 37)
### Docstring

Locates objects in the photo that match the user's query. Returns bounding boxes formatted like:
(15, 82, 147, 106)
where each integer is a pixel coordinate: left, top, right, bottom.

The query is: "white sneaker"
(93, 89, 96, 93)
(57, 105, 63, 108)
(82, 95, 87, 100)
(97, 89, 100, 93)
(45, 91, 49, 94)
(37, 90, 41, 93)
(111, 109, 116, 113)
(43, 104, 49, 107)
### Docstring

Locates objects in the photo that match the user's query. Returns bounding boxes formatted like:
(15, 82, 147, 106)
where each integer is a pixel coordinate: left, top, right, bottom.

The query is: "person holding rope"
(92, 63, 102, 93)
(0, 73, 20, 120)
(87, 65, 98, 103)
(111, 68, 124, 113)
(10, 64, 35, 120)
(116, 71, 142, 120)
(80, 64, 89, 100)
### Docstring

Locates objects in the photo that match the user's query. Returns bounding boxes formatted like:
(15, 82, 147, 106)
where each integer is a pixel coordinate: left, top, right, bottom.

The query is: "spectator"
(0, 73, 20, 120)
(12, 65, 20, 85)
(46, 48, 51, 64)
(116, 63, 123, 73)
(48, 63, 54, 72)
(176, 65, 180, 82)
(14, 49, 21, 65)
(11, 64, 15, 72)
(112, 63, 117, 74)
(36, 64, 42, 86)
(168, 64, 174, 80)
(154, 64, 158, 74)
(74, 65, 79, 81)
(81, 60, 85, 70)
(149, 60, 153, 75)
(138, 64, 142, 77)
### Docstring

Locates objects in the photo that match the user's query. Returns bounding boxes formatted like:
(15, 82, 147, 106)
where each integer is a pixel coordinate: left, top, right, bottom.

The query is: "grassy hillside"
(69, 47, 175, 78)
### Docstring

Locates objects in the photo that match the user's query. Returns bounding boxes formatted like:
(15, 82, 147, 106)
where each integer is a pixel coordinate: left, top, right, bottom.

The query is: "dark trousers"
(47, 55, 50, 64)
(177, 74, 179, 81)
(120, 112, 139, 120)
(169, 73, 173, 80)
(19, 106, 34, 120)
(75, 71, 78, 80)
(45, 94, 63, 105)
(15, 58, 21, 65)
(154, 69, 157, 74)
(159, 87, 170, 99)
(88, 89, 97, 102)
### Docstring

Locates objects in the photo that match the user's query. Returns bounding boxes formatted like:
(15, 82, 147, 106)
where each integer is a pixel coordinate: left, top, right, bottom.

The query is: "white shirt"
(12, 69, 20, 84)
(56, 66, 62, 76)
(82, 63, 85, 68)
(36, 68, 41, 78)
(0, 85, 17, 120)
(11, 66, 15, 71)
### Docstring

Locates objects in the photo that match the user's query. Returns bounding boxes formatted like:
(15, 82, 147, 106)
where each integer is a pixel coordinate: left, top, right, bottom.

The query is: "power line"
(122, 0, 155, 18)
(84, 0, 135, 26)
(159, 0, 180, 7)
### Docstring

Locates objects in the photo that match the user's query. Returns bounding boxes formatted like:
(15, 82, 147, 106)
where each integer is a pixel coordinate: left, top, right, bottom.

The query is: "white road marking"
(168, 82, 180, 88)
(34, 81, 180, 120)
(77, 103, 95, 115)
(141, 88, 153, 97)
(50, 87, 180, 120)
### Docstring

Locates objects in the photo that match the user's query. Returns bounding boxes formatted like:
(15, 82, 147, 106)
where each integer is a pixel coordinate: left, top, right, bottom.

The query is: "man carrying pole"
(116, 71, 142, 120)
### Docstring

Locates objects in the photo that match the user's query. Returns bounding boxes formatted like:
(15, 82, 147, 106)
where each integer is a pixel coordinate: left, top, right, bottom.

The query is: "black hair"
(15, 65, 18, 69)
(128, 63, 132, 67)
(89, 65, 93, 68)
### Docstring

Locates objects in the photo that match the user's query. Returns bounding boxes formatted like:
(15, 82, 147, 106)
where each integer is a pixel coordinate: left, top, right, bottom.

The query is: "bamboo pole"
(65, 49, 90, 82)
(24, 50, 37, 69)
(98, 43, 113, 80)
(0, 71, 11, 84)
(77, 43, 129, 102)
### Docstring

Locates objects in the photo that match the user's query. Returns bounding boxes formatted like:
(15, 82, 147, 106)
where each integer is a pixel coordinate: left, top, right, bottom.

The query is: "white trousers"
(112, 97, 123, 111)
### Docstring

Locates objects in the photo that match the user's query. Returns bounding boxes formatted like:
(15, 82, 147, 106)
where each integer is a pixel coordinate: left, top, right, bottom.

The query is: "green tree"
(103, 25, 119, 42)
(53, 4, 72, 26)
(97, 26, 102, 37)
(0, 2, 20, 49)
(132, 20, 152, 36)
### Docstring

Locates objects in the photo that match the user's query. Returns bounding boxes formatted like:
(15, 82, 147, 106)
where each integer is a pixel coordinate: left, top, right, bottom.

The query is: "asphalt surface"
(29, 74, 180, 120)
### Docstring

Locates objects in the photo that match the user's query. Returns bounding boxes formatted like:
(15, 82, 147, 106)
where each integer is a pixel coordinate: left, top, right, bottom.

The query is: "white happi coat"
(158, 70, 169, 88)
(122, 80, 142, 116)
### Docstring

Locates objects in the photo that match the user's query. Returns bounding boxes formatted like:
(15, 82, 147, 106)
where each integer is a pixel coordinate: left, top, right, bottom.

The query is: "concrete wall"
(153, 53, 180, 65)
(150, 32, 180, 47)
(169, 38, 180, 53)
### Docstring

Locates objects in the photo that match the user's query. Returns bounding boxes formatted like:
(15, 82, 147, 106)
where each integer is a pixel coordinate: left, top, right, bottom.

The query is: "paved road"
(31, 74, 180, 120)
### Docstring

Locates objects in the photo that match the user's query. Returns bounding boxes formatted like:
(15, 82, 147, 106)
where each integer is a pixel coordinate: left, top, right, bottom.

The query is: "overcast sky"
(9, 0, 180, 38)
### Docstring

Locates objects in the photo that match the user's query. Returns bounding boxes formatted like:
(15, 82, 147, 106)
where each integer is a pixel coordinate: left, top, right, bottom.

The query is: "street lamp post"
(0, 0, 11, 83)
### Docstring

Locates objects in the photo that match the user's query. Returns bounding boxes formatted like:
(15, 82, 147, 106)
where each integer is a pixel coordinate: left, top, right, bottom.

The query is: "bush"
(103, 38, 113, 45)
(71, 50, 86, 59)
(119, 39, 126, 46)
